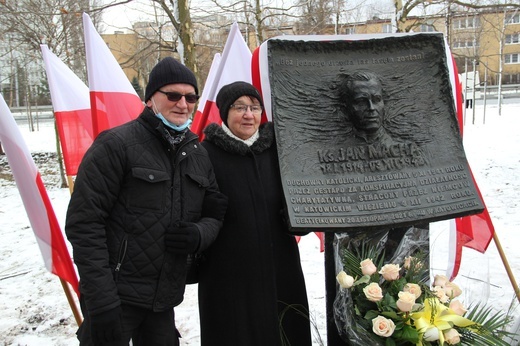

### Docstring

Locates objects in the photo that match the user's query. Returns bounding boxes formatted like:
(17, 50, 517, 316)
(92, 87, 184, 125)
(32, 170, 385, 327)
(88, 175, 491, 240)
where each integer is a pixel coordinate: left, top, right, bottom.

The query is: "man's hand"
(90, 306, 122, 344)
(165, 222, 201, 254)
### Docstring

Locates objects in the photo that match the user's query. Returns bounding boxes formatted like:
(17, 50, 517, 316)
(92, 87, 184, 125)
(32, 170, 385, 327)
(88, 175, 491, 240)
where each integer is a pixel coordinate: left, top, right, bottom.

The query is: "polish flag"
(82, 13, 143, 137)
(41, 45, 92, 176)
(445, 49, 495, 280)
(191, 22, 253, 138)
(0, 93, 79, 296)
(252, 45, 271, 122)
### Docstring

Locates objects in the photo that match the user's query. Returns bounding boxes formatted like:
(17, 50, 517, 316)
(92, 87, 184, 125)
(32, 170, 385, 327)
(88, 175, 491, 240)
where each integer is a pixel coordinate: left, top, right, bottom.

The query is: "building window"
(344, 27, 356, 35)
(505, 33, 520, 44)
(506, 13, 520, 24)
(451, 39, 479, 49)
(453, 17, 480, 29)
(504, 73, 519, 84)
(420, 24, 435, 32)
(382, 24, 392, 33)
(505, 53, 519, 64)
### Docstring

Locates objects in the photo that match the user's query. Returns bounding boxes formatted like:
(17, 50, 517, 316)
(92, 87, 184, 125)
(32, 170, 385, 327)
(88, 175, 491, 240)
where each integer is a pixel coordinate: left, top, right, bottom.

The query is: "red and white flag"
(191, 22, 253, 137)
(83, 13, 143, 137)
(445, 49, 494, 280)
(0, 93, 79, 295)
(41, 45, 92, 176)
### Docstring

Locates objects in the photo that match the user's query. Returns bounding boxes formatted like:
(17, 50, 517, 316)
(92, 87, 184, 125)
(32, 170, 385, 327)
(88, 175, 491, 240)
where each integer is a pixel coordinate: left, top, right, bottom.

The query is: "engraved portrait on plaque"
(264, 33, 484, 232)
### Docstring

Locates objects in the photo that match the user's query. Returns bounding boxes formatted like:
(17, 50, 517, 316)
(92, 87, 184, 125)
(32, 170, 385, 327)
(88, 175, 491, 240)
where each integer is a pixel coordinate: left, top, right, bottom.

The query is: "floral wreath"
(333, 226, 514, 345)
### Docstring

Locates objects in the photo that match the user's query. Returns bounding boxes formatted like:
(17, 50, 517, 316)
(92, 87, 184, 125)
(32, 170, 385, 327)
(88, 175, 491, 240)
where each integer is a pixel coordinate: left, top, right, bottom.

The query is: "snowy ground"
(0, 100, 519, 345)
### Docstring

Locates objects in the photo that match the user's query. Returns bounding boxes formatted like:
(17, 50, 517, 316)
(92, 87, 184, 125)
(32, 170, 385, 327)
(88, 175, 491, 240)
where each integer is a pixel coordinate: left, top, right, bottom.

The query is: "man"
(340, 70, 397, 146)
(65, 57, 227, 346)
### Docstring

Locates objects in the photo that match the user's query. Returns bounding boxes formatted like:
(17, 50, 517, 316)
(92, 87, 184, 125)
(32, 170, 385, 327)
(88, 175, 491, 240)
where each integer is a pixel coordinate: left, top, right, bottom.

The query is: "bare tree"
(0, 0, 103, 187)
(0, 0, 103, 83)
(390, 0, 519, 33)
(202, 0, 303, 45)
(296, 0, 335, 34)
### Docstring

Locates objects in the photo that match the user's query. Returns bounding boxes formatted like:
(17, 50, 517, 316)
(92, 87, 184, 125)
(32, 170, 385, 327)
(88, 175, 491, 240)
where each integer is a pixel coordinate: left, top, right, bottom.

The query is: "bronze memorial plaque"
(267, 33, 484, 232)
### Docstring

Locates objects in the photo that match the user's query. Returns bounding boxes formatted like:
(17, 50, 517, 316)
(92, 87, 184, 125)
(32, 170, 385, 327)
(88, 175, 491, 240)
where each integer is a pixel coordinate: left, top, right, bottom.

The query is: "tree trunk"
(176, 0, 198, 82)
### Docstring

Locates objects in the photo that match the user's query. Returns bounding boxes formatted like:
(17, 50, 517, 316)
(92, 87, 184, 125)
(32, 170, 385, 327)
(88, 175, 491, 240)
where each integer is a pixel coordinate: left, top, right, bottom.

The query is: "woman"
(199, 82, 312, 346)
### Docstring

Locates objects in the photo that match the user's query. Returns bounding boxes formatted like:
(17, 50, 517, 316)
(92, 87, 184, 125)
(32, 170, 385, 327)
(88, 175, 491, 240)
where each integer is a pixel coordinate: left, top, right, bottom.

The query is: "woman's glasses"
(158, 90, 200, 104)
(229, 104, 263, 115)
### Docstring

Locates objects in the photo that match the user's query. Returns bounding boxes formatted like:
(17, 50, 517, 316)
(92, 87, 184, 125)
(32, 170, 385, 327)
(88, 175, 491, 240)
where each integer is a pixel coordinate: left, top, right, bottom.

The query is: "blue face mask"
(155, 112, 192, 131)
(151, 97, 192, 131)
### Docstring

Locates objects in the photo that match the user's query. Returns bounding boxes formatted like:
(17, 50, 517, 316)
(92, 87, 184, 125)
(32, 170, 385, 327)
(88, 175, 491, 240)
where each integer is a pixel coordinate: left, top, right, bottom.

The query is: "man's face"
(146, 83, 197, 126)
(348, 79, 384, 134)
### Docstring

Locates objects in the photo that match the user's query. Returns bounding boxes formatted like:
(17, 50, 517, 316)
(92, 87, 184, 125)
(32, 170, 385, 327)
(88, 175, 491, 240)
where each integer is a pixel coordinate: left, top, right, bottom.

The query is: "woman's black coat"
(199, 122, 312, 346)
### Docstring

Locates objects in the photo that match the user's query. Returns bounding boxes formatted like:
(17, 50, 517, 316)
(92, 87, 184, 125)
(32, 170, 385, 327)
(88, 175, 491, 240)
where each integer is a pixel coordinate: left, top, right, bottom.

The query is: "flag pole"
(67, 176, 75, 195)
(492, 232, 520, 303)
(60, 278, 83, 325)
(65, 175, 82, 321)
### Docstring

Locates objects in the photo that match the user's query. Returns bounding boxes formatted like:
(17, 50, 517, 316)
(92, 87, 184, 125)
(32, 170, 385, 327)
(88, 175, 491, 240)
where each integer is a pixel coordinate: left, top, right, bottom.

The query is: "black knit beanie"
(216, 81, 264, 125)
(145, 57, 198, 102)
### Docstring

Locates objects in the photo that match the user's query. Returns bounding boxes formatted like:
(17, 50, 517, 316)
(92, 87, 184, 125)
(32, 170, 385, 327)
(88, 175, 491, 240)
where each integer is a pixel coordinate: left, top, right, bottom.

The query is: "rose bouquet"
(333, 227, 514, 346)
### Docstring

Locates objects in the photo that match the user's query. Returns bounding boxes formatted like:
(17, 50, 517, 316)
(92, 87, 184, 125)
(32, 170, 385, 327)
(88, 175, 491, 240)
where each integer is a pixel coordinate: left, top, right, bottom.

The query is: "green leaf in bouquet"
(341, 242, 385, 279)
(385, 337, 397, 346)
(458, 302, 516, 345)
(393, 324, 419, 344)
(381, 311, 400, 320)
(386, 278, 406, 296)
(381, 292, 397, 311)
(354, 274, 372, 286)
(365, 309, 380, 321)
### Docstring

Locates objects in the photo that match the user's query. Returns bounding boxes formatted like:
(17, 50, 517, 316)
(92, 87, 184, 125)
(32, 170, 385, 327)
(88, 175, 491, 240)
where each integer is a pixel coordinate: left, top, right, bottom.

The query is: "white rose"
(379, 264, 400, 281)
(432, 286, 449, 303)
(433, 274, 449, 287)
(444, 328, 461, 344)
(444, 281, 462, 298)
(449, 300, 467, 316)
(396, 291, 416, 312)
(360, 258, 378, 276)
(336, 271, 355, 289)
(363, 282, 383, 302)
(403, 256, 413, 270)
(403, 283, 422, 299)
(372, 316, 395, 337)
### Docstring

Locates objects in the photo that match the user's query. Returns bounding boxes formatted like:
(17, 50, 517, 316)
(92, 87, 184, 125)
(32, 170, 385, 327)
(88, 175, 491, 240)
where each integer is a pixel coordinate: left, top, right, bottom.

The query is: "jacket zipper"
(114, 238, 128, 281)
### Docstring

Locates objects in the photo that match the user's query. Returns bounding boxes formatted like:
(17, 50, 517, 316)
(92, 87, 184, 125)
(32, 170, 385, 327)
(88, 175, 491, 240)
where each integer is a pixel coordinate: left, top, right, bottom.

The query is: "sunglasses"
(157, 90, 200, 104)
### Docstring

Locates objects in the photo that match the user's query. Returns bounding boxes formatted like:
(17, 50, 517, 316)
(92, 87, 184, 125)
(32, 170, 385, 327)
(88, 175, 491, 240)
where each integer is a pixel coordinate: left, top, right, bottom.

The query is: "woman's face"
(226, 95, 262, 140)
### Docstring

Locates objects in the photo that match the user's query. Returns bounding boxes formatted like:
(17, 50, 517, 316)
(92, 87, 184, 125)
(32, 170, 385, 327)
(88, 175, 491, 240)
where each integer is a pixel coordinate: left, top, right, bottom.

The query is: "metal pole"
(471, 59, 477, 124)
(483, 67, 488, 124)
(463, 58, 468, 125)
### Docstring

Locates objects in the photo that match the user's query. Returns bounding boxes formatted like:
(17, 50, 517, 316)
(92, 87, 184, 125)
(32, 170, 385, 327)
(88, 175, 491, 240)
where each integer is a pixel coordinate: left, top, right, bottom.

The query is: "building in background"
(328, 7, 520, 86)
(1, 5, 518, 107)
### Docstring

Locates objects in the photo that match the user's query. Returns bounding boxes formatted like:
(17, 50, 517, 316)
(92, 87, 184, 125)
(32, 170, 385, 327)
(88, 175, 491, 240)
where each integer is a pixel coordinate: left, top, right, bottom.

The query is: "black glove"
(166, 221, 201, 254)
(90, 306, 122, 345)
(202, 192, 228, 220)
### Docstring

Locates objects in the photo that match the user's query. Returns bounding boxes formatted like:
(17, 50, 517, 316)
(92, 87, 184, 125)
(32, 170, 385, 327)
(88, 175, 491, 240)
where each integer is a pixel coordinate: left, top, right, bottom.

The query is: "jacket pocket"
(128, 167, 170, 211)
(183, 173, 210, 219)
